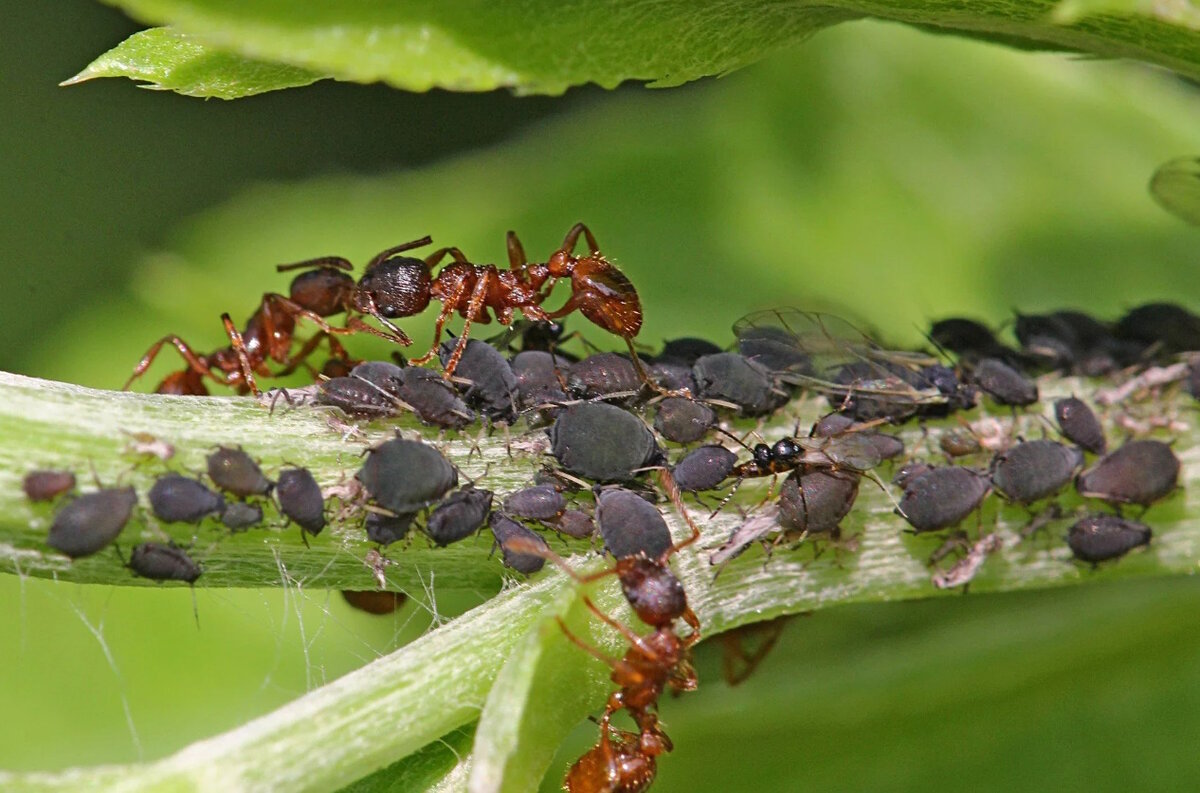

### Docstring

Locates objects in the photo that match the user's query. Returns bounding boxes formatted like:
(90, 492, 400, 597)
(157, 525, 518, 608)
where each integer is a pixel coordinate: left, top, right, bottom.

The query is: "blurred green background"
(4, 1, 1200, 790)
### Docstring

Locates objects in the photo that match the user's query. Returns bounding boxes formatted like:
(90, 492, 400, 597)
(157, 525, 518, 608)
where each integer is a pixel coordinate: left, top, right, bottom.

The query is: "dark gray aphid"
(929, 317, 1012, 362)
(1113, 302, 1200, 353)
(207, 446, 273, 498)
(653, 398, 716, 444)
(23, 470, 76, 502)
(647, 360, 697, 393)
(503, 485, 566, 522)
(1067, 514, 1152, 563)
(1076, 440, 1180, 506)
(813, 414, 904, 459)
(221, 501, 264, 531)
(549, 402, 661, 482)
(365, 510, 417, 546)
(397, 368, 475, 429)
(939, 429, 981, 458)
(489, 512, 548, 574)
(317, 377, 398, 418)
(1054, 397, 1106, 455)
(148, 474, 224, 524)
(670, 445, 737, 493)
(511, 350, 570, 410)
(736, 325, 813, 373)
(553, 509, 596, 539)
(47, 487, 138, 559)
(990, 440, 1083, 505)
(778, 467, 859, 534)
(892, 462, 934, 490)
(897, 467, 991, 533)
(128, 542, 201, 583)
(971, 357, 1038, 406)
(357, 438, 458, 514)
(693, 352, 786, 416)
(276, 467, 326, 536)
(657, 337, 723, 366)
(595, 487, 672, 560)
(425, 486, 493, 546)
(567, 352, 642, 402)
(350, 360, 406, 395)
(440, 338, 518, 422)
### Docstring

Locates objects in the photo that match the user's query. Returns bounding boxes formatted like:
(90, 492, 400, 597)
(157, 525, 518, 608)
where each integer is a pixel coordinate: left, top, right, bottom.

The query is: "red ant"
(508, 470, 702, 792)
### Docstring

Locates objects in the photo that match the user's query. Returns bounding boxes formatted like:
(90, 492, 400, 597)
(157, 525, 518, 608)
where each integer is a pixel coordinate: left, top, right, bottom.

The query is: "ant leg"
(562, 222, 601, 255)
(581, 596, 669, 659)
(554, 616, 624, 668)
(124, 334, 224, 391)
(657, 468, 702, 554)
(423, 247, 472, 268)
(364, 236, 434, 271)
(409, 298, 462, 366)
(272, 331, 329, 377)
(345, 315, 413, 346)
(276, 255, 353, 274)
(438, 274, 492, 377)
(222, 313, 262, 397)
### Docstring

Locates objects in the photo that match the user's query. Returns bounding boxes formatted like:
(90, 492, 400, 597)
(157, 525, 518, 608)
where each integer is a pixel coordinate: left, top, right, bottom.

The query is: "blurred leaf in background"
(4, 5, 1200, 792)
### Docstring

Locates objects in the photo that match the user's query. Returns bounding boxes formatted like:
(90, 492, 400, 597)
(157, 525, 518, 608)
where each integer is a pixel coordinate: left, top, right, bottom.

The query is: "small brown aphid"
(1076, 440, 1180, 507)
(1054, 396, 1107, 455)
(23, 470, 76, 502)
(341, 590, 407, 615)
(207, 446, 273, 498)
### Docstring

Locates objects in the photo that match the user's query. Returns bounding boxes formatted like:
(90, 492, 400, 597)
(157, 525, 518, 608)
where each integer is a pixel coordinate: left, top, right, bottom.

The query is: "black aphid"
(549, 402, 661, 482)
(276, 467, 326, 536)
(653, 398, 716, 444)
(502, 485, 566, 522)
(349, 360, 406, 395)
(693, 352, 785, 416)
(489, 512, 549, 574)
(1076, 440, 1180, 506)
(47, 487, 138, 559)
(317, 377, 397, 418)
(554, 509, 596, 539)
(365, 510, 416, 546)
(939, 429, 981, 458)
(1054, 397, 1106, 455)
(647, 360, 697, 393)
(892, 462, 934, 490)
(221, 501, 264, 531)
(595, 487, 671, 560)
(778, 467, 859, 535)
(1113, 302, 1200, 353)
(657, 337, 723, 366)
(671, 445, 738, 493)
(567, 352, 642, 402)
(1067, 514, 1152, 563)
(23, 470, 76, 502)
(929, 317, 1011, 362)
(811, 414, 904, 461)
(440, 338, 518, 421)
(397, 368, 475, 429)
(897, 467, 991, 533)
(128, 542, 202, 583)
(511, 350, 570, 410)
(207, 446, 273, 497)
(425, 486, 493, 546)
(990, 440, 1083, 505)
(148, 474, 224, 524)
(971, 357, 1038, 406)
(736, 324, 813, 372)
(357, 438, 458, 514)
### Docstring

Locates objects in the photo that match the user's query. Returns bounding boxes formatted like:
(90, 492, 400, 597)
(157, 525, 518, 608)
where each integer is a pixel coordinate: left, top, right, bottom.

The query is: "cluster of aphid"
(28, 217, 1200, 793)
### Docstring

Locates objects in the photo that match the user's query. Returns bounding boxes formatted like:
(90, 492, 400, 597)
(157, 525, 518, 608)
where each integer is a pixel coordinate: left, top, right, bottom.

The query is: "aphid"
(989, 440, 1084, 505)
(1075, 440, 1180, 506)
(207, 446, 273, 498)
(23, 470, 76, 502)
(970, 357, 1038, 406)
(736, 323, 814, 373)
(424, 486, 493, 546)
(489, 511, 549, 574)
(646, 360, 696, 394)
(365, 510, 417, 546)
(549, 402, 662, 483)
(896, 467, 991, 533)
(1067, 514, 1153, 563)
(929, 317, 1012, 362)
(276, 467, 326, 537)
(148, 474, 225, 524)
(317, 376, 398, 418)
(565, 723, 658, 793)
(510, 350, 570, 410)
(595, 488, 672, 560)
(1054, 397, 1107, 455)
(341, 590, 407, 615)
(670, 445, 738, 493)
(395, 367, 476, 429)
(811, 413, 904, 460)
(502, 484, 567, 522)
(892, 461, 934, 490)
(692, 352, 785, 416)
(349, 360, 406, 394)
(567, 353, 643, 402)
(653, 398, 716, 444)
(357, 438, 458, 514)
(555, 509, 596, 539)
(657, 337, 723, 366)
(47, 487, 138, 559)
(486, 319, 575, 356)
(777, 467, 859, 535)
(220, 501, 264, 531)
(1113, 302, 1200, 353)
(440, 338, 518, 422)
(940, 428, 982, 458)
(128, 542, 202, 583)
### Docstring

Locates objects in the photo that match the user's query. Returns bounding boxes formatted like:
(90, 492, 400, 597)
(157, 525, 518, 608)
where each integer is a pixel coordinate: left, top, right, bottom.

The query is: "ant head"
(356, 258, 432, 318)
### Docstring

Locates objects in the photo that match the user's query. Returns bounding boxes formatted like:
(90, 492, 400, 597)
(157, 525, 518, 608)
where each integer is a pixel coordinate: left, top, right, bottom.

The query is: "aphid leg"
(222, 313, 262, 397)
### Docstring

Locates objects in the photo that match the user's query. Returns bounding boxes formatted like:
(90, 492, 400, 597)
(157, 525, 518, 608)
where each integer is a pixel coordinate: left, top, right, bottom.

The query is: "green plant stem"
(1, 370, 1197, 792)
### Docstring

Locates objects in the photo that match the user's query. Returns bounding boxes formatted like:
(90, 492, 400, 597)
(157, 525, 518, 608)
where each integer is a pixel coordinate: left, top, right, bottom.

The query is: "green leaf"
(337, 727, 475, 793)
(93, 0, 1200, 97)
(63, 27, 322, 99)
